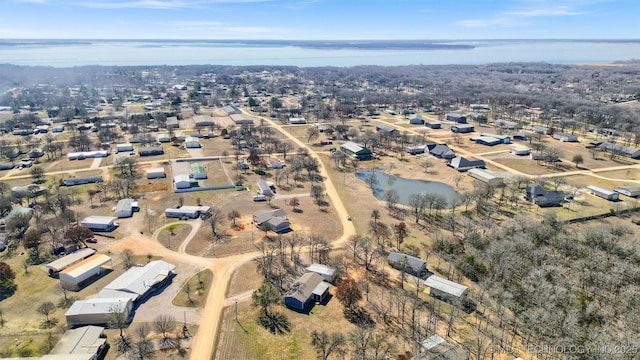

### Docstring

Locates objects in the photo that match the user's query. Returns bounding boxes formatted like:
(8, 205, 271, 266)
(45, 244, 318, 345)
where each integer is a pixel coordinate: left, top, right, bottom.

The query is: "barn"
(80, 216, 117, 232)
(424, 275, 468, 305)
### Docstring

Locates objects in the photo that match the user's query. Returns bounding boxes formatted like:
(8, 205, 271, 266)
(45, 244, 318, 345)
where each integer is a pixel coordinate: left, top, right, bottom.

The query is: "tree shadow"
(343, 306, 375, 328)
(257, 311, 290, 335)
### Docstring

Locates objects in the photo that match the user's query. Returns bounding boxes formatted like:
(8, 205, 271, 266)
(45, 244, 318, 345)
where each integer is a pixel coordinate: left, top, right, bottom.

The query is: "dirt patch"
(157, 223, 192, 250)
(134, 182, 169, 193)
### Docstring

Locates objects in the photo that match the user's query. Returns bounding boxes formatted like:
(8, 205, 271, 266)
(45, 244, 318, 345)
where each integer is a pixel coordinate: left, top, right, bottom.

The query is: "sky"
(1, 0, 639, 40)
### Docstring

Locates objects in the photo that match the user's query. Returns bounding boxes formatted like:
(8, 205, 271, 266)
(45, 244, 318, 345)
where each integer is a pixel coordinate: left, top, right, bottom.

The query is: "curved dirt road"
(187, 112, 356, 360)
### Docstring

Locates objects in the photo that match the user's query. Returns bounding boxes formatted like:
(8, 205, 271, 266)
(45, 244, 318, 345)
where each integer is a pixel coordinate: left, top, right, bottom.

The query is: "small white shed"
(146, 167, 166, 179)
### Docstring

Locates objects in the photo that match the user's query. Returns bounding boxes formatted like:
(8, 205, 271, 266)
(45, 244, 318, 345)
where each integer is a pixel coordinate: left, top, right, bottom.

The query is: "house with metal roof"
(222, 105, 241, 115)
(388, 252, 429, 278)
(138, 144, 164, 156)
(376, 124, 398, 134)
(494, 119, 521, 130)
(98, 260, 176, 303)
(65, 297, 133, 328)
(146, 167, 166, 179)
(166, 116, 179, 129)
(257, 179, 275, 196)
(48, 325, 107, 360)
(424, 275, 468, 304)
(426, 121, 442, 129)
(174, 174, 193, 189)
(59, 254, 113, 290)
(184, 136, 201, 149)
(63, 177, 103, 186)
(190, 163, 207, 180)
(553, 132, 578, 142)
(289, 117, 307, 124)
(284, 272, 329, 311)
(446, 114, 467, 123)
(165, 206, 211, 219)
(193, 115, 215, 127)
(231, 113, 255, 125)
(340, 142, 373, 161)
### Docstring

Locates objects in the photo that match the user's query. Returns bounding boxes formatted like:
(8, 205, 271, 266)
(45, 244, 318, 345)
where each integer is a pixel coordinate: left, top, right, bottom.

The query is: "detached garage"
(80, 216, 118, 232)
(115, 198, 138, 218)
(59, 254, 113, 290)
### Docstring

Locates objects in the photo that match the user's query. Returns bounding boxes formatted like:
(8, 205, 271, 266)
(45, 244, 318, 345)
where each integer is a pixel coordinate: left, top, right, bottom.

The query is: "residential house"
(138, 144, 164, 156)
(598, 142, 640, 159)
(429, 144, 456, 159)
(174, 174, 193, 189)
(467, 168, 504, 186)
(425, 121, 442, 129)
(49, 325, 108, 359)
(446, 114, 467, 123)
(166, 116, 179, 129)
(289, 117, 307, 124)
(190, 163, 207, 180)
(284, 272, 329, 311)
(146, 167, 166, 179)
(80, 216, 117, 232)
(253, 208, 290, 233)
(387, 252, 429, 278)
(494, 119, 521, 130)
(165, 206, 211, 219)
(553, 132, 578, 142)
(59, 254, 113, 290)
(614, 185, 640, 197)
(447, 157, 486, 172)
(257, 179, 275, 196)
(376, 124, 398, 134)
(525, 184, 565, 207)
(184, 136, 201, 149)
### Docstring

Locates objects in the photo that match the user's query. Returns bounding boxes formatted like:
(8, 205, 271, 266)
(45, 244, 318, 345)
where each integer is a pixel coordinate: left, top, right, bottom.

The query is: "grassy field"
(157, 223, 192, 250)
(225, 262, 261, 298)
(172, 269, 213, 308)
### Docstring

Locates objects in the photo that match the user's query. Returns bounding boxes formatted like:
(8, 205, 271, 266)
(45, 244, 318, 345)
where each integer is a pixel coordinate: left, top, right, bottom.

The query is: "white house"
(586, 185, 619, 201)
(614, 185, 640, 197)
(115, 143, 133, 153)
(553, 132, 578, 142)
(289, 117, 307, 124)
(165, 206, 211, 219)
(114, 198, 138, 218)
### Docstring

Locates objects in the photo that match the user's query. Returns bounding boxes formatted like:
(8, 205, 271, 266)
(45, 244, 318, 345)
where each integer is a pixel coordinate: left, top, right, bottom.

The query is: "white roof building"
(424, 275, 468, 303)
(59, 254, 112, 290)
(65, 298, 133, 328)
(146, 167, 166, 179)
(80, 216, 117, 232)
(306, 264, 337, 283)
(46, 248, 97, 274)
(174, 174, 192, 189)
(98, 260, 176, 303)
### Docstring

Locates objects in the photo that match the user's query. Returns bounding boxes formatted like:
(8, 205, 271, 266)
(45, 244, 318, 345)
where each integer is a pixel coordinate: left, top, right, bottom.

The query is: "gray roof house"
(409, 114, 424, 124)
(253, 209, 290, 233)
(598, 142, 640, 159)
(447, 156, 486, 172)
(388, 252, 429, 278)
(525, 184, 564, 207)
(284, 272, 329, 311)
(429, 144, 456, 159)
(98, 260, 176, 303)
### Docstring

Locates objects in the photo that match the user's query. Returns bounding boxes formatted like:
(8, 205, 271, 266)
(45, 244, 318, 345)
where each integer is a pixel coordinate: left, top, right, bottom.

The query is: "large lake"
(1, 39, 639, 67)
(356, 168, 459, 207)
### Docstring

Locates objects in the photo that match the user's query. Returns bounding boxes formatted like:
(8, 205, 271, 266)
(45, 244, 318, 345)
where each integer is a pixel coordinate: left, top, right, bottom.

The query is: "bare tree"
(311, 330, 346, 360)
(154, 314, 177, 343)
(205, 207, 225, 240)
(121, 249, 135, 269)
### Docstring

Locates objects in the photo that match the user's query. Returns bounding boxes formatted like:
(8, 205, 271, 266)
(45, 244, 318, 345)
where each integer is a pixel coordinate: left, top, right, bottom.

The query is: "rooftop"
(424, 275, 468, 298)
(50, 325, 105, 356)
(46, 248, 97, 273)
(60, 254, 112, 279)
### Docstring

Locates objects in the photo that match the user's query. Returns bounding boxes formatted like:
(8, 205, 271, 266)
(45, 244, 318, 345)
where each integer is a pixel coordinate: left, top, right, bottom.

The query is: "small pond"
(356, 168, 459, 206)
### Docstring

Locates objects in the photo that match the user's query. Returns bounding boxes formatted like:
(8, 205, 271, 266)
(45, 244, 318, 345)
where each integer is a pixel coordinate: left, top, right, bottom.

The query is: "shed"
(59, 254, 113, 290)
(49, 325, 107, 359)
(185, 136, 201, 148)
(450, 124, 474, 133)
(80, 216, 117, 232)
(158, 133, 171, 142)
(415, 335, 469, 360)
(115, 143, 133, 153)
(46, 248, 97, 275)
(388, 252, 428, 278)
(532, 125, 552, 135)
(190, 163, 207, 180)
(446, 114, 467, 123)
(376, 124, 397, 134)
(424, 275, 468, 304)
(114, 198, 136, 218)
(510, 146, 531, 156)
(284, 272, 328, 311)
(174, 174, 192, 189)
(586, 185, 619, 201)
(146, 167, 166, 179)
(426, 121, 441, 129)
(598, 142, 640, 159)
(138, 145, 164, 156)
(65, 298, 133, 328)
(467, 168, 504, 186)
(166, 116, 179, 129)
(409, 114, 424, 124)
(614, 185, 640, 197)
(306, 264, 337, 283)
(289, 117, 307, 124)
(165, 206, 211, 219)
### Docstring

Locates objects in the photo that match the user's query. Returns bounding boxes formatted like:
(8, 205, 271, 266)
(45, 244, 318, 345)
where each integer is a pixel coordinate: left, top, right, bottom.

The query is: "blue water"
(356, 168, 459, 206)
(0, 39, 639, 67)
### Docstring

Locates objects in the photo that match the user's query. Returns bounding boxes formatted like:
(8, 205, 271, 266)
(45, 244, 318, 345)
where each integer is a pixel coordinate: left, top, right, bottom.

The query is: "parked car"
(85, 237, 98, 244)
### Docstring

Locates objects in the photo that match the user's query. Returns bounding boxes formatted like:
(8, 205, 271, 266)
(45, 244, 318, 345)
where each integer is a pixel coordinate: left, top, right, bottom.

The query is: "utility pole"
(234, 299, 238, 322)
